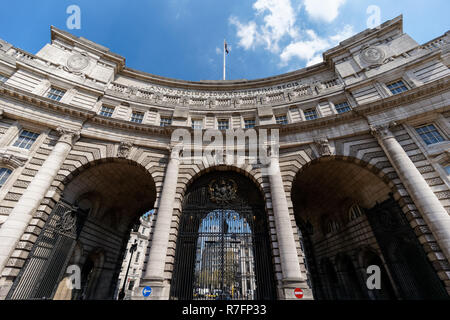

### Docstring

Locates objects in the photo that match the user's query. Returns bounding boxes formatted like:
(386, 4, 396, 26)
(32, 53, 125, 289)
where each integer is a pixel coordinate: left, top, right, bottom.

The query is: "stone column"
(267, 153, 311, 299)
(371, 123, 450, 263)
(141, 145, 181, 299)
(0, 127, 80, 276)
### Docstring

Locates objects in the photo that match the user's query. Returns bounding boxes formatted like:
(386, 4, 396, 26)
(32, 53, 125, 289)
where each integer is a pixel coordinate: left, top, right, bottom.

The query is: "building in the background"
(114, 211, 154, 300)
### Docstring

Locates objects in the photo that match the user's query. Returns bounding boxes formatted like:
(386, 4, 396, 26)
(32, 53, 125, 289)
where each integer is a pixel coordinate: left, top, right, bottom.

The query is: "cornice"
(274, 74, 450, 134)
(0, 82, 96, 120)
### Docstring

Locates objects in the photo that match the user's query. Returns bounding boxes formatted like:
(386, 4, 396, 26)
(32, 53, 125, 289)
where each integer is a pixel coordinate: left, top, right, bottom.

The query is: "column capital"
(369, 121, 398, 140)
(56, 127, 81, 146)
(167, 142, 183, 160)
(0, 151, 26, 169)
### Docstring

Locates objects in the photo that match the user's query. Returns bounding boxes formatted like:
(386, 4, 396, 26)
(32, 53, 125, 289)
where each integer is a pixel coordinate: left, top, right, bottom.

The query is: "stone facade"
(0, 15, 448, 300)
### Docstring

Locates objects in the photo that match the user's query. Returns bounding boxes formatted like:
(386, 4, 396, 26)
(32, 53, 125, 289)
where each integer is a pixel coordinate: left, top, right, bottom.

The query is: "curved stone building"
(0, 15, 449, 300)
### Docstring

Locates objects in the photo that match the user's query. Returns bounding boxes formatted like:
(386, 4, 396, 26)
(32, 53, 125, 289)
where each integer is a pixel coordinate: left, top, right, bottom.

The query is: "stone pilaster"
(267, 152, 312, 299)
(371, 122, 450, 263)
(0, 127, 80, 278)
(139, 144, 181, 300)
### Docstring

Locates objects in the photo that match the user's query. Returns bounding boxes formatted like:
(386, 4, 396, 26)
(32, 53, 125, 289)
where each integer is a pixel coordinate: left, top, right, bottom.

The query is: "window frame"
(99, 105, 115, 118)
(304, 108, 318, 121)
(386, 79, 409, 95)
(131, 111, 145, 124)
(0, 167, 13, 188)
(334, 101, 352, 114)
(0, 74, 9, 84)
(244, 118, 256, 129)
(415, 124, 446, 146)
(275, 115, 288, 125)
(191, 119, 203, 130)
(160, 116, 173, 127)
(46, 87, 66, 102)
(12, 129, 40, 150)
(218, 119, 230, 130)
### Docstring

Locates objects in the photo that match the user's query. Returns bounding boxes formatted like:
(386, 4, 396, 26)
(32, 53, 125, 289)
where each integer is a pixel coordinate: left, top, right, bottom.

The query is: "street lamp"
(118, 240, 138, 300)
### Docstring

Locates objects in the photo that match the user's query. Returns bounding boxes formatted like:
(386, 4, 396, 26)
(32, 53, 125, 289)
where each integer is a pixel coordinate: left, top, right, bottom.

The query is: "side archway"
(290, 156, 448, 300)
(7, 158, 157, 300)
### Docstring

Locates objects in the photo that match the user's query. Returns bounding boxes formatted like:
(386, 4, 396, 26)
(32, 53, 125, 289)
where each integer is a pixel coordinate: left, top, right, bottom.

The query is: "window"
(0, 168, 12, 187)
(13, 130, 39, 150)
(415, 124, 445, 145)
(191, 119, 203, 130)
(334, 101, 351, 114)
(387, 80, 408, 95)
(46, 87, 66, 101)
(275, 115, 288, 125)
(128, 280, 135, 290)
(325, 219, 341, 234)
(218, 119, 229, 130)
(131, 111, 144, 124)
(135, 252, 140, 263)
(99, 105, 114, 117)
(444, 165, 450, 175)
(349, 204, 363, 221)
(244, 118, 256, 129)
(0, 74, 8, 84)
(304, 108, 318, 121)
(160, 117, 172, 127)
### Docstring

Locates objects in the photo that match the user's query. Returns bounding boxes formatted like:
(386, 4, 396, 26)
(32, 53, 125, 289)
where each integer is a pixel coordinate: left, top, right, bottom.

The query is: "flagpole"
(223, 39, 226, 81)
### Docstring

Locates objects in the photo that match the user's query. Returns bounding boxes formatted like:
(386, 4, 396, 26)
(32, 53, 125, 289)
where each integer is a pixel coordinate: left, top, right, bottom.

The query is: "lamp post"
(118, 240, 138, 300)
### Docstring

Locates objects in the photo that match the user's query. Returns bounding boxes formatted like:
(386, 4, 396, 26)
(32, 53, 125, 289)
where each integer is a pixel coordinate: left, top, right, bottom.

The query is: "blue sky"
(0, 0, 448, 81)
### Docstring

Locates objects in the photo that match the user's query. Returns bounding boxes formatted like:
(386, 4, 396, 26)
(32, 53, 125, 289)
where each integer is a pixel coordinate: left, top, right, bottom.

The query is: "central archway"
(170, 170, 276, 300)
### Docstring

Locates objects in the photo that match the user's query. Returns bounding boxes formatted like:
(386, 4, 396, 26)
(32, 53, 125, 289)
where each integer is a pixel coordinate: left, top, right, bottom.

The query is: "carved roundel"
(67, 52, 90, 71)
(360, 46, 385, 65)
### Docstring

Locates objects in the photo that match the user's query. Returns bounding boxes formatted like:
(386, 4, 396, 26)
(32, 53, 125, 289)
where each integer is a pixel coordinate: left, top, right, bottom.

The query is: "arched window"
(349, 204, 363, 221)
(325, 219, 341, 234)
(0, 167, 12, 188)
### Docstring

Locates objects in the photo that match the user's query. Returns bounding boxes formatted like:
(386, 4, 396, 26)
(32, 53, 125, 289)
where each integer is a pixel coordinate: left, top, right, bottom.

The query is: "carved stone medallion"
(360, 46, 385, 66)
(67, 52, 90, 72)
(314, 137, 333, 157)
(118, 141, 133, 158)
(208, 178, 238, 204)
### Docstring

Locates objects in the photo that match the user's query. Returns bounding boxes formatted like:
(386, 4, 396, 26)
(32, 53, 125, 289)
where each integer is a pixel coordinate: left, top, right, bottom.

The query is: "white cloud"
(229, 0, 355, 69)
(280, 25, 354, 66)
(230, 0, 298, 52)
(303, 0, 346, 23)
(229, 17, 259, 50)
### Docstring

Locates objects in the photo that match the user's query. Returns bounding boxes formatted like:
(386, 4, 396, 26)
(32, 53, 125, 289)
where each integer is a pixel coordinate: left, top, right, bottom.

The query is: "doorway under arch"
(291, 158, 448, 300)
(7, 159, 156, 300)
(170, 170, 276, 300)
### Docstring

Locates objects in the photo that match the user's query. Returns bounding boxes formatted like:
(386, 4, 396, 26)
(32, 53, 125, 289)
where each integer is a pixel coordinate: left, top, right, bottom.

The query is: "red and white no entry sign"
(294, 288, 303, 299)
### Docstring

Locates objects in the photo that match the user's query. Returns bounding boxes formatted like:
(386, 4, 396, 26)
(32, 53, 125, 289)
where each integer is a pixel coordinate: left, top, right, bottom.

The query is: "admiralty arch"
(0, 16, 449, 300)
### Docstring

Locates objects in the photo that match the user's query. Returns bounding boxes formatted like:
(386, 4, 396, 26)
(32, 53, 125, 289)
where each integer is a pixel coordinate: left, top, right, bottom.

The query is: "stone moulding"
(0, 152, 27, 169)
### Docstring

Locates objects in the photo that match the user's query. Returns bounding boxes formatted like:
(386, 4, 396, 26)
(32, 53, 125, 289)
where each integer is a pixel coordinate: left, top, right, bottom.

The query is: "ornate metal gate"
(7, 200, 87, 300)
(170, 173, 276, 300)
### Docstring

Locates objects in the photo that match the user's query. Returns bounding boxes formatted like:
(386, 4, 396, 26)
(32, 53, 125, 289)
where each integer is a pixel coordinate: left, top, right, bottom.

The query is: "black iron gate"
(7, 200, 86, 300)
(366, 196, 448, 299)
(170, 173, 276, 300)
